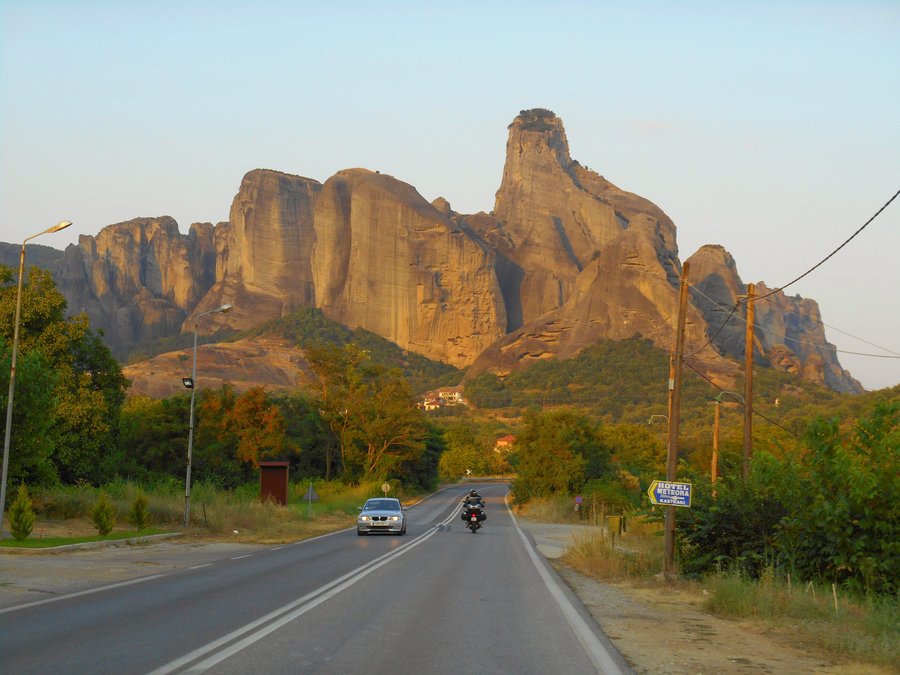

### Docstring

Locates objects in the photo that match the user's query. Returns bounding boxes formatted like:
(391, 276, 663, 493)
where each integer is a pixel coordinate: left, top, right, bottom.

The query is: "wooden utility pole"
(742, 283, 755, 481)
(664, 262, 690, 580)
(712, 399, 720, 490)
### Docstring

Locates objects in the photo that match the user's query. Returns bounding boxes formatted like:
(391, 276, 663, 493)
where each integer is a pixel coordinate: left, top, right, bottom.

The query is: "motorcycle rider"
(461, 489, 484, 508)
(461, 489, 486, 524)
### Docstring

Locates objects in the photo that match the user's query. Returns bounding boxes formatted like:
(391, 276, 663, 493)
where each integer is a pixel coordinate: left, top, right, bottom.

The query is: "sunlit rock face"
(311, 169, 506, 367)
(487, 109, 680, 328)
(192, 169, 322, 333)
(686, 245, 863, 393)
(8, 108, 859, 392)
(54, 216, 216, 356)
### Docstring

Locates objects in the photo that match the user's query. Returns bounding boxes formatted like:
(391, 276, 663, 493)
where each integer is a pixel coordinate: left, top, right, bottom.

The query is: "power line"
(688, 277, 900, 359)
(682, 358, 800, 438)
(684, 284, 739, 358)
(743, 186, 900, 305)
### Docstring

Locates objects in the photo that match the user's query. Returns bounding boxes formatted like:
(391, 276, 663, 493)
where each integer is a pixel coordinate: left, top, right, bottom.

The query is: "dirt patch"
(555, 565, 893, 675)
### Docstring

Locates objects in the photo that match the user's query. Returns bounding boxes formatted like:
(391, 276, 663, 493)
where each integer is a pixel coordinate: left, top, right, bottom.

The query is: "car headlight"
(359, 515, 370, 521)
(390, 515, 400, 521)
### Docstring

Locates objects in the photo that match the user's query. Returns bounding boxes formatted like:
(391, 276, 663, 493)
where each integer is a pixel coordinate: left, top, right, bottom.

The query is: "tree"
(513, 409, 604, 500)
(0, 266, 128, 486)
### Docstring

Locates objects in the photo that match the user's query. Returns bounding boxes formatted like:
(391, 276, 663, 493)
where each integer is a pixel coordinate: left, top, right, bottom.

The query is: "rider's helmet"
(469, 489, 479, 496)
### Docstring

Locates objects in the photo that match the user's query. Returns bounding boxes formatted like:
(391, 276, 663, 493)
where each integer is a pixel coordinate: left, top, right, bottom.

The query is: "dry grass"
(562, 515, 662, 580)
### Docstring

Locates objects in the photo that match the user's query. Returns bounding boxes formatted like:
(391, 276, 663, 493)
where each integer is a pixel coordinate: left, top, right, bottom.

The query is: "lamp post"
(1, 220, 72, 540)
(183, 303, 232, 527)
(711, 391, 745, 490)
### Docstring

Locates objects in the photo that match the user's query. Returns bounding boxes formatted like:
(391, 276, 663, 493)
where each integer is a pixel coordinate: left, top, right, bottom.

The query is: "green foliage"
(513, 409, 612, 501)
(0, 265, 128, 486)
(677, 452, 796, 578)
(677, 403, 898, 594)
(237, 307, 461, 394)
(90, 491, 117, 535)
(128, 491, 151, 530)
(464, 372, 511, 408)
(306, 344, 432, 482)
(9, 483, 35, 540)
(779, 403, 898, 594)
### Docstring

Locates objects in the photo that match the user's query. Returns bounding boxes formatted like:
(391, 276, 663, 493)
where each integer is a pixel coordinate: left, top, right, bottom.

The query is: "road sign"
(574, 496, 583, 504)
(647, 480, 692, 508)
(381, 482, 391, 495)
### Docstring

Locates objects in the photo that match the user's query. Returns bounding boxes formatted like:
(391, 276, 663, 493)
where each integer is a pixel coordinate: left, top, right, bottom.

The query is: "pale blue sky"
(2, 1, 898, 389)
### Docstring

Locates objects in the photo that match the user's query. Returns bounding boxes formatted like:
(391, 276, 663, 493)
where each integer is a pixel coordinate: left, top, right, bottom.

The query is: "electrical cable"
(741, 186, 900, 305)
(681, 358, 800, 437)
(687, 277, 900, 359)
(684, 284, 740, 358)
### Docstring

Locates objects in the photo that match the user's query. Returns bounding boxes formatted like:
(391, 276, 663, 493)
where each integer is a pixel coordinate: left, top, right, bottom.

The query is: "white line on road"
(230, 554, 254, 560)
(0, 574, 164, 615)
(506, 496, 629, 675)
(150, 503, 460, 674)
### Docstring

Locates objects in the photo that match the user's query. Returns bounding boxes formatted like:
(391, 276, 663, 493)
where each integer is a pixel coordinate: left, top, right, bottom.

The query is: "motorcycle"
(461, 503, 485, 533)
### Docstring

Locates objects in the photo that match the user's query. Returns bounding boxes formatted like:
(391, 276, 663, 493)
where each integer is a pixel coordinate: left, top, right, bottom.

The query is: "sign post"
(381, 482, 391, 496)
(647, 480, 692, 508)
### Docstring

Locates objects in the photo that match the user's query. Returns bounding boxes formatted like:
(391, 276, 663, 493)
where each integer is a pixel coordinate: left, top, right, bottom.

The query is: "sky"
(1, 1, 899, 390)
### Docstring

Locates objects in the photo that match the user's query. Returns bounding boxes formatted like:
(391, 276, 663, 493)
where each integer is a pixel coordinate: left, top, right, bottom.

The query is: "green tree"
(513, 409, 608, 500)
(307, 345, 429, 481)
(90, 492, 117, 536)
(0, 266, 128, 486)
(9, 483, 35, 540)
(780, 403, 899, 594)
(129, 491, 151, 531)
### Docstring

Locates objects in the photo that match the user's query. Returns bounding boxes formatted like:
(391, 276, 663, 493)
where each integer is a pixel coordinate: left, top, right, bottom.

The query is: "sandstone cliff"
(686, 245, 862, 393)
(2, 109, 860, 393)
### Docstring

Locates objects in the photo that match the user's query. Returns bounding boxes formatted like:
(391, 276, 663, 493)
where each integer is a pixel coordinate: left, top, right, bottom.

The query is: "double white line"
(150, 507, 460, 674)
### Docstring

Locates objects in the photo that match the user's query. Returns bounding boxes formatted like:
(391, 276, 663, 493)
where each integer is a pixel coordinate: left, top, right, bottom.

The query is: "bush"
(129, 492, 151, 530)
(9, 484, 35, 540)
(90, 492, 117, 535)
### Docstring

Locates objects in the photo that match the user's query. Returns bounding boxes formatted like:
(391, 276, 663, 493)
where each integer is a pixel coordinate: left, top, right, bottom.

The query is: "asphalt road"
(0, 485, 631, 674)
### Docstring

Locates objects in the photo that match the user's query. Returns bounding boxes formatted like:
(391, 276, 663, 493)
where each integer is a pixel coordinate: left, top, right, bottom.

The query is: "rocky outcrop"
(123, 337, 313, 398)
(2, 110, 859, 393)
(192, 169, 322, 333)
(486, 109, 680, 328)
(41, 217, 218, 357)
(686, 245, 863, 393)
(311, 169, 506, 366)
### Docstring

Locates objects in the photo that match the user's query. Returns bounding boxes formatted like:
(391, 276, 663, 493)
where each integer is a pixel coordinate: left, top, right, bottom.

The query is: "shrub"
(9, 484, 35, 540)
(90, 492, 117, 535)
(129, 492, 151, 530)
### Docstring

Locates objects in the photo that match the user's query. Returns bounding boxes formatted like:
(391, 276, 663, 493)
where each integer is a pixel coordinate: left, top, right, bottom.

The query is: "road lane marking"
(506, 496, 629, 675)
(187, 564, 213, 570)
(150, 507, 459, 675)
(0, 574, 164, 615)
(230, 554, 254, 560)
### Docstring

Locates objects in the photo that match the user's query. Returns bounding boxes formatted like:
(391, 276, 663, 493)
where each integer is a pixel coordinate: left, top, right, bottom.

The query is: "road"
(0, 485, 631, 674)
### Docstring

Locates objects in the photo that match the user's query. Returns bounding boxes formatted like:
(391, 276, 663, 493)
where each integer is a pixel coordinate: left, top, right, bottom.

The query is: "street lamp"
(711, 391, 745, 488)
(1, 220, 72, 540)
(183, 303, 232, 527)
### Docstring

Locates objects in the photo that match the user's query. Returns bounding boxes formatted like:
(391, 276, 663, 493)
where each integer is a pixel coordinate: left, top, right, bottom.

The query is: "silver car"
(357, 498, 407, 535)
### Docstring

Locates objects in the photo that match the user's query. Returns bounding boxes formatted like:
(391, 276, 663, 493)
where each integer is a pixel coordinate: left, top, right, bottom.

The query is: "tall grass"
(562, 515, 662, 580)
(706, 570, 898, 667)
(25, 478, 400, 543)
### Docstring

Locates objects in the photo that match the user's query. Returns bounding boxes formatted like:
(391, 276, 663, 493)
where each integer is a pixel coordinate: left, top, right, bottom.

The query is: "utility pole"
(712, 398, 720, 491)
(742, 283, 755, 481)
(664, 262, 690, 580)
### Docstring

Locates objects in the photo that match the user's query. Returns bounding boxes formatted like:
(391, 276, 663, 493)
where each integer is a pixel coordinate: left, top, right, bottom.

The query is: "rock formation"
(686, 245, 862, 393)
(0, 110, 860, 393)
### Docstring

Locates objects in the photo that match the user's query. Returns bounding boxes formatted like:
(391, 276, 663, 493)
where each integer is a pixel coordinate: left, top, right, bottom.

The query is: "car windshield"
(364, 499, 399, 511)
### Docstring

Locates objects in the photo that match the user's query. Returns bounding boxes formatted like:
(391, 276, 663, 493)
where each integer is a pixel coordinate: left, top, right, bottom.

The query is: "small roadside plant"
(90, 492, 117, 536)
(10, 483, 36, 540)
(129, 491, 150, 531)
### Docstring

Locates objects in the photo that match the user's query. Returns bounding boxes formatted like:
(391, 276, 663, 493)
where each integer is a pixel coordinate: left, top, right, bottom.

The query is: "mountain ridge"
(0, 109, 862, 394)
